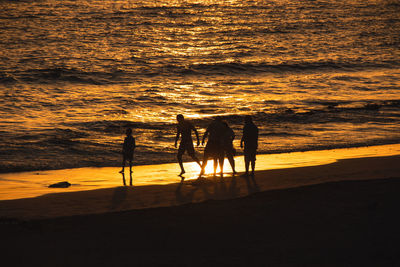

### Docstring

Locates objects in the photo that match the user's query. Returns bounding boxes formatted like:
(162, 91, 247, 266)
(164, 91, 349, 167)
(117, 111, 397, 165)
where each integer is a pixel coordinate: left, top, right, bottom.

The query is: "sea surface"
(1, 0, 399, 173)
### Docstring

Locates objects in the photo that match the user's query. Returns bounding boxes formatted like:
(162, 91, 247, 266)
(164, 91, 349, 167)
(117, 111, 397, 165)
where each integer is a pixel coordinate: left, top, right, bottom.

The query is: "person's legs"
(199, 152, 208, 176)
(213, 157, 218, 175)
(121, 172, 126, 186)
(250, 149, 256, 176)
(200, 144, 212, 176)
(244, 153, 250, 175)
(227, 151, 236, 174)
(250, 160, 255, 176)
(177, 152, 185, 175)
(177, 143, 186, 175)
(218, 154, 224, 176)
(129, 159, 133, 174)
(188, 146, 201, 167)
(120, 156, 126, 173)
(190, 154, 201, 167)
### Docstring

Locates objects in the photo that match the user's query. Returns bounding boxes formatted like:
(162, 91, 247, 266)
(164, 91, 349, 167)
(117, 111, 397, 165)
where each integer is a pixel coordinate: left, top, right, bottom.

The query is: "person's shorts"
(123, 152, 134, 162)
(244, 147, 257, 161)
(178, 140, 195, 156)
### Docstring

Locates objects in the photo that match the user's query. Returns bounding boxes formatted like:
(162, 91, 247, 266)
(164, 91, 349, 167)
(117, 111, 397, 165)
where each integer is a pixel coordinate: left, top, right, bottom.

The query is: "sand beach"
(1, 145, 400, 266)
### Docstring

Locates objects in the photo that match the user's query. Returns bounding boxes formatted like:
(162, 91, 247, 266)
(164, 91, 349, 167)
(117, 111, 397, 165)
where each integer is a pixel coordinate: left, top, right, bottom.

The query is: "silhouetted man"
(200, 116, 225, 176)
(241, 115, 258, 176)
(175, 114, 201, 176)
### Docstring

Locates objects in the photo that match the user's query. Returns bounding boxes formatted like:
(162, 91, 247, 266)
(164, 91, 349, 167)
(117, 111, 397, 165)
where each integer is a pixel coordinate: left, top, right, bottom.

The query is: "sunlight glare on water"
(0, 0, 399, 172)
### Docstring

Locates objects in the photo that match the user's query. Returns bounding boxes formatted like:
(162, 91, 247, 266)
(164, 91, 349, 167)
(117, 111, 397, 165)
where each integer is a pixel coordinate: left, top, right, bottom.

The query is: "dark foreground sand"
(1, 155, 400, 266)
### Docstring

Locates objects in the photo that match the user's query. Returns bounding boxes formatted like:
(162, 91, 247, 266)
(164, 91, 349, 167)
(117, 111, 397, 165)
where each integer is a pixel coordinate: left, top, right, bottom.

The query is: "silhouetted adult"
(200, 116, 225, 176)
(120, 128, 136, 185)
(175, 114, 201, 176)
(222, 121, 236, 174)
(240, 115, 258, 176)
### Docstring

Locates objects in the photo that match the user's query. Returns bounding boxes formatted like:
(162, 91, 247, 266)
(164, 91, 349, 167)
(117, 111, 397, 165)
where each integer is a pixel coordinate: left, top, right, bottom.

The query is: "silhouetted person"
(200, 116, 225, 176)
(240, 115, 258, 176)
(175, 114, 201, 176)
(223, 121, 236, 174)
(120, 128, 136, 185)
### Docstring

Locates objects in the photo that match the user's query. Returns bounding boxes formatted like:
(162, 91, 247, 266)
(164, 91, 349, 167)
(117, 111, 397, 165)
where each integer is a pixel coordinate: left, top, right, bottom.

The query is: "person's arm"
(192, 125, 200, 146)
(240, 128, 245, 148)
(255, 126, 259, 149)
(202, 128, 209, 146)
(133, 137, 136, 150)
(122, 138, 127, 152)
(175, 127, 181, 148)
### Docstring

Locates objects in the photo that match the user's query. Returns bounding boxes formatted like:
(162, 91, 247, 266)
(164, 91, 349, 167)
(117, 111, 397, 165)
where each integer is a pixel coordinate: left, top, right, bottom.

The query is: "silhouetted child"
(240, 115, 258, 176)
(120, 128, 136, 177)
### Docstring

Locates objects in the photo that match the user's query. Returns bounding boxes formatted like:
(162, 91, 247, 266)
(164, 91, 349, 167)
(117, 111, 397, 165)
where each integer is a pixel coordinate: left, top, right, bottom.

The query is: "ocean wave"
(184, 60, 400, 75)
(2, 59, 399, 85)
(65, 100, 400, 134)
(194, 100, 400, 125)
(0, 73, 18, 84)
(0, 68, 134, 85)
(64, 120, 174, 134)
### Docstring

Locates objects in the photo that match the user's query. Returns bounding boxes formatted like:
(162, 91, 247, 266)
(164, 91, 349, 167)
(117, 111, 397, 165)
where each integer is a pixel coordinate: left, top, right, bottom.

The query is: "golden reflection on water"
(0, 144, 399, 201)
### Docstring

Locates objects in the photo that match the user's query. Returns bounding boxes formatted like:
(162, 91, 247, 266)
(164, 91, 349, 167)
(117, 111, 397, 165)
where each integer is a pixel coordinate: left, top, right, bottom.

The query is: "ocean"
(1, 0, 399, 173)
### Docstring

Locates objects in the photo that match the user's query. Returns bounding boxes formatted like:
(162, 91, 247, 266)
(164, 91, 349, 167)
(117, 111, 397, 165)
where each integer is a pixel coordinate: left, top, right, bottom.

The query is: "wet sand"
(1, 143, 399, 202)
(0, 154, 399, 220)
(1, 154, 400, 266)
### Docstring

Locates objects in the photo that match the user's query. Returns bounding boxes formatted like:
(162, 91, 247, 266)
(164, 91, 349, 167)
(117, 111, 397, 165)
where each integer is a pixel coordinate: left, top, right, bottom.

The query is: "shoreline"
(1, 153, 399, 220)
(0, 143, 399, 202)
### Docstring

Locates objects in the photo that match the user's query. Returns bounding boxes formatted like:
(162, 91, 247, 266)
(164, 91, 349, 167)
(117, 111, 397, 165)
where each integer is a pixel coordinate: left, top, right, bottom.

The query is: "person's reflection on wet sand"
(120, 167, 133, 186)
(175, 180, 199, 204)
(110, 186, 127, 210)
(228, 175, 240, 197)
(242, 174, 260, 194)
(191, 174, 240, 200)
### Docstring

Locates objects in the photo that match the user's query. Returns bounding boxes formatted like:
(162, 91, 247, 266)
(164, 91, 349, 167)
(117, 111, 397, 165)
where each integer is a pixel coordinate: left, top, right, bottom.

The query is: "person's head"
(126, 128, 132, 136)
(244, 115, 253, 124)
(215, 116, 222, 122)
(176, 114, 184, 123)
